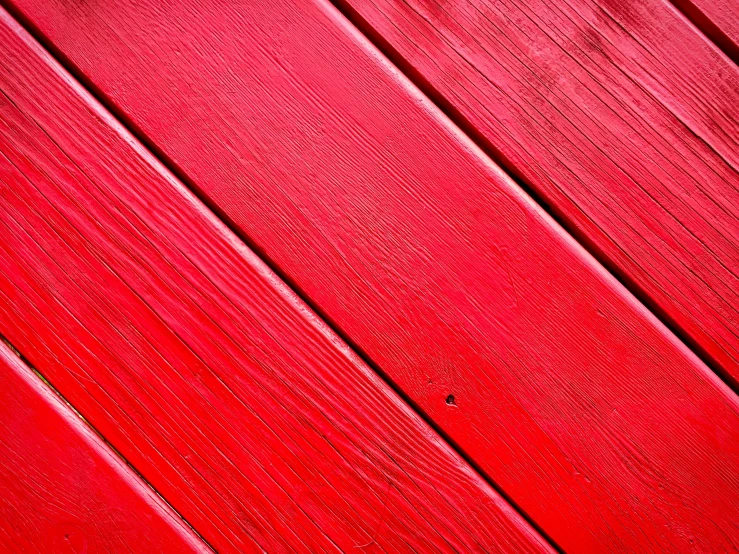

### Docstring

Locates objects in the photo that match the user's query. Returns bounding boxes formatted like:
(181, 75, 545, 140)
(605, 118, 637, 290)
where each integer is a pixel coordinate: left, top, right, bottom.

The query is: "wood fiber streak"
(4, 0, 739, 551)
(0, 341, 208, 554)
(340, 0, 739, 386)
(0, 11, 551, 554)
(669, 0, 739, 62)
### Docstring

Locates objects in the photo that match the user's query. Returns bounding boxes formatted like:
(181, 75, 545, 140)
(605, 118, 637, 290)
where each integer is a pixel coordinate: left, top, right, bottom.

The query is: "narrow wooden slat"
(336, 0, 739, 386)
(5, 0, 739, 551)
(0, 341, 209, 553)
(670, 0, 739, 62)
(0, 10, 551, 553)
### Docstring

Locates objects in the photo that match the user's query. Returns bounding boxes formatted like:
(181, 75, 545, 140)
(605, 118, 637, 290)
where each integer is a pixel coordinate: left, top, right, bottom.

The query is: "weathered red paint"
(669, 0, 739, 63)
(337, 0, 739, 385)
(4, 0, 739, 551)
(0, 341, 208, 553)
(0, 9, 551, 553)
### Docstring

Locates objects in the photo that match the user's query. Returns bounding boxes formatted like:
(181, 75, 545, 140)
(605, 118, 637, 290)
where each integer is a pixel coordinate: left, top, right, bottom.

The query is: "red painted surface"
(6, 0, 739, 551)
(0, 10, 551, 553)
(0, 341, 207, 553)
(669, 0, 739, 63)
(337, 0, 739, 386)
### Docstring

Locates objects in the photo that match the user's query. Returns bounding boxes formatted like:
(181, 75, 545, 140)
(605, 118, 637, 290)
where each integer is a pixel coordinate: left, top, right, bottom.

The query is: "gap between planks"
(667, 0, 739, 65)
(0, 5, 563, 551)
(4, 0, 736, 546)
(5, 0, 739, 550)
(0, 333, 217, 553)
(326, 0, 739, 396)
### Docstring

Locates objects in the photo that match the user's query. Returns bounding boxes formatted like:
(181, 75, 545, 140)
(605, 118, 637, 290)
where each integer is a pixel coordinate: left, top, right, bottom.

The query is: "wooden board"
(0, 10, 551, 554)
(670, 0, 739, 62)
(0, 340, 208, 553)
(6, 0, 739, 551)
(335, 0, 739, 386)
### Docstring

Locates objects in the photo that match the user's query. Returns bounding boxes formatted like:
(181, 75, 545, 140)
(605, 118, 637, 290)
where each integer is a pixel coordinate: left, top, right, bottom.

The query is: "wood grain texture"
(10, 0, 739, 551)
(337, 0, 739, 387)
(6, 0, 739, 551)
(0, 341, 208, 554)
(0, 10, 551, 553)
(669, 0, 739, 63)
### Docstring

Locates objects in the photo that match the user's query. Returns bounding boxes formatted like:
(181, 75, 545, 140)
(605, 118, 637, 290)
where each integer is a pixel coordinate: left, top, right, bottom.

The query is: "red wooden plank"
(0, 10, 551, 553)
(6, 0, 739, 551)
(670, 0, 739, 62)
(0, 340, 208, 553)
(335, 0, 739, 387)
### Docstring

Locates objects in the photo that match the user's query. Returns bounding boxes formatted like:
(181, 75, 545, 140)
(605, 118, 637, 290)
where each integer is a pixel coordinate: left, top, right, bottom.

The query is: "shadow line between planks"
(326, 0, 739, 396)
(0, 333, 217, 553)
(0, 3, 565, 552)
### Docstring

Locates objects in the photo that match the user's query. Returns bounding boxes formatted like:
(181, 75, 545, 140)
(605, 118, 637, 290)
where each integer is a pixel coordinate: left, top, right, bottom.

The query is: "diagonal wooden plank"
(0, 340, 209, 553)
(334, 0, 739, 387)
(0, 10, 551, 553)
(669, 0, 739, 63)
(5, 0, 739, 551)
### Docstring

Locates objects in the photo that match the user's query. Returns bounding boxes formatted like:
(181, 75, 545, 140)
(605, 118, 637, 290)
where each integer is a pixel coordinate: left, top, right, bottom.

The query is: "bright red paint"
(337, 0, 739, 386)
(0, 341, 208, 553)
(5, 0, 739, 551)
(0, 10, 551, 553)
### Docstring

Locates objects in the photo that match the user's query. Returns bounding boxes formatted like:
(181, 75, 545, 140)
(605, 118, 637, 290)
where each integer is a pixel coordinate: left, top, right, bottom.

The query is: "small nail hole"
(445, 394, 456, 406)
